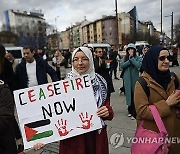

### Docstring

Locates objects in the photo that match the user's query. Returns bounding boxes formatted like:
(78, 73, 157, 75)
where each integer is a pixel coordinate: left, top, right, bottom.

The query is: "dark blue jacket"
(15, 56, 58, 90)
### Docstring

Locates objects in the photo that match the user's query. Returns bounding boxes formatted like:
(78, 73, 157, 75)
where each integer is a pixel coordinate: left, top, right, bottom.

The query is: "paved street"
(22, 57, 180, 154)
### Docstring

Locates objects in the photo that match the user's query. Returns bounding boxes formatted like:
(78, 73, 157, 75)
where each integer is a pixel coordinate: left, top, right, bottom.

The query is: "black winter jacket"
(15, 56, 58, 89)
(0, 58, 15, 92)
(0, 83, 17, 154)
(94, 57, 115, 95)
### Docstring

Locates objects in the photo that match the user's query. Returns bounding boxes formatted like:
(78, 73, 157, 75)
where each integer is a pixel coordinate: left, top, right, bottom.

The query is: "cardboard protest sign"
(14, 75, 102, 149)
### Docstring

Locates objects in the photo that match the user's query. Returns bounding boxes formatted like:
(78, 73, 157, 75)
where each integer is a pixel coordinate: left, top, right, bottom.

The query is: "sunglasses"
(97, 50, 103, 53)
(158, 55, 171, 61)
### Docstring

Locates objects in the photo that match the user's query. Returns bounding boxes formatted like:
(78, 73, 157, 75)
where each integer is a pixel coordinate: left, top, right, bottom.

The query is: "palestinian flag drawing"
(24, 119, 53, 142)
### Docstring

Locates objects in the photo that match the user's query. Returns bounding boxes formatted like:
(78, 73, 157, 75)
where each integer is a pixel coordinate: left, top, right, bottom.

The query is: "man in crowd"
(15, 46, 58, 89)
(109, 45, 120, 79)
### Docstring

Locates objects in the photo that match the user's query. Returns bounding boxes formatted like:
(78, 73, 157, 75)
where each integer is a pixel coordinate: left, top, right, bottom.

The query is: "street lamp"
(115, 0, 119, 47)
(165, 12, 173, 48)
(55, 16, 59, 32)
(55, 16, 59, 49)
(160, 0, 163, 34)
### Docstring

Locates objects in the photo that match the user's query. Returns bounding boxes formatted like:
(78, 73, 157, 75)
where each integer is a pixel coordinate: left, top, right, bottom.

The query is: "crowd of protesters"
(0, 42, 180, 154)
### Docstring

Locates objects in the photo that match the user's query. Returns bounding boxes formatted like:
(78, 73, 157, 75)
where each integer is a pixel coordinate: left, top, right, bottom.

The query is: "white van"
(135, 41, 150, 55)
(87, 43, 111, 52)
(5, 47, 23, 63)
(135, 41, 149, 48)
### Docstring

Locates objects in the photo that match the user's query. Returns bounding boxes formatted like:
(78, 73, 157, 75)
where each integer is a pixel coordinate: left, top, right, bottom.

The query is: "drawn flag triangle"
(24, 125, 38, 141)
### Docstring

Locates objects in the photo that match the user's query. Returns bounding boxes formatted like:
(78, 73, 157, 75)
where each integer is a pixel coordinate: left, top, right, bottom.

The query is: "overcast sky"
(0, 0, 179, 37)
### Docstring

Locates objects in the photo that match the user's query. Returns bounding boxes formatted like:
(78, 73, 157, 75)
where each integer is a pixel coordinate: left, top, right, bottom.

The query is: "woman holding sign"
(33, 47, 114, 153)
(59, 47, 114, 154)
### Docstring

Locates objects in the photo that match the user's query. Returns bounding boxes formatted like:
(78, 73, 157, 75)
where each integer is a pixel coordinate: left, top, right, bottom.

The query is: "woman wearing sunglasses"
(134, 45, 180, 153)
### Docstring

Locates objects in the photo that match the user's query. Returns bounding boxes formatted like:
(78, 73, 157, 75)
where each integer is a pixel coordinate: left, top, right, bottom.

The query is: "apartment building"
(2, 9, 46, 48)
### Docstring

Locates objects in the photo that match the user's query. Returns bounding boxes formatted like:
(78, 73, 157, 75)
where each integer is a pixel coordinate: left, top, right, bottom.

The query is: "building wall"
(60, 30, 70, 50)
(82, 26, 88, 44)
(119, 12, 131, 35)
(3, 10, 46, 48)
(138, 21, 148, 34)
(117, 14, 122, 45)
(89, 23, 94, 43)
(73, 24, 80, 48)
(80, 20, 90, 45)
(102, 17, 117, 45)
(96, 21, 102, 43)
(137, 21, 149, 41)
(119, 12, 135, 45)
(146, 21, 154, 36)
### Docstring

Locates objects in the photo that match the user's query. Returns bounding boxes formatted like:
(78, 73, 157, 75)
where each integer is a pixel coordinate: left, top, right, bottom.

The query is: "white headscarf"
(67, 47, 108, 130)
(67, 47, 107, 108)
(71, 47, 95, 80)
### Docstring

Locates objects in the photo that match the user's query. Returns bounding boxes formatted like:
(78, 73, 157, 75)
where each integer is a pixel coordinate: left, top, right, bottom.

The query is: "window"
(18, 18, 22, 23)
(38, 21, 41, 24)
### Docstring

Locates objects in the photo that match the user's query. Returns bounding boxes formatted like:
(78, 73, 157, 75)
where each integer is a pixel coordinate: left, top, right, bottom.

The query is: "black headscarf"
(141, 45, 171, 90)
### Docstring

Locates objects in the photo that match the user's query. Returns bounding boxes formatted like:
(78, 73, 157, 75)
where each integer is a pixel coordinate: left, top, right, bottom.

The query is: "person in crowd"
(33, 47, 114, 153)
(0, 44, 24, 153)
(141, 46, 149, 58)
(52, 50, 66, 80)
(134, 45, 180, 153)
(0, 80, 18, 154)
(65, 50, 72, 68)
(171, 45, 179, 67)
(15, 46, 58, 152)
(109, 45, 120, 79)
(0, 45, 15, 92)
(120, 43, 142, 120)
(94, 47, 115, 100)
(119, 45, 128, 94)
(15, 46, 58, 89)
(5, 52, 19, 72)
(37, 47, 48, 61)
(139, 46, 149, 73)
(136, 45, 143, 56)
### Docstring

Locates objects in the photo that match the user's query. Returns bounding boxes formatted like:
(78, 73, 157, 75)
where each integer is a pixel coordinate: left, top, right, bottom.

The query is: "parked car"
(5, 46, 23, 63)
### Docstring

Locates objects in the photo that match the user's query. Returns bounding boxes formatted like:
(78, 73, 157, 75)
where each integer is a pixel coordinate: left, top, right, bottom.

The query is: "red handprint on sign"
(77, 112, 93, 129)
(55, 119, 73, 136)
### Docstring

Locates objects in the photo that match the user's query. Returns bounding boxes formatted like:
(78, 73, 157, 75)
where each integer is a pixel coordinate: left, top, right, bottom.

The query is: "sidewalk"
(107, 78, 136, 154)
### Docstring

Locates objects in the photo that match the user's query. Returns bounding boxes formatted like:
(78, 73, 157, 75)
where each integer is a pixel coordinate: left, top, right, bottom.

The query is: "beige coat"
(134, 72, 180, 154)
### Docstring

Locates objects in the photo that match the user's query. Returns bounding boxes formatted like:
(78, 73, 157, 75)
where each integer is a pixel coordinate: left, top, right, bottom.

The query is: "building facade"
(58, 7, 158, 50)
(119, 12, 135, 45)
(2, 9, 46, 48)
(81, 16, 119, 46)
